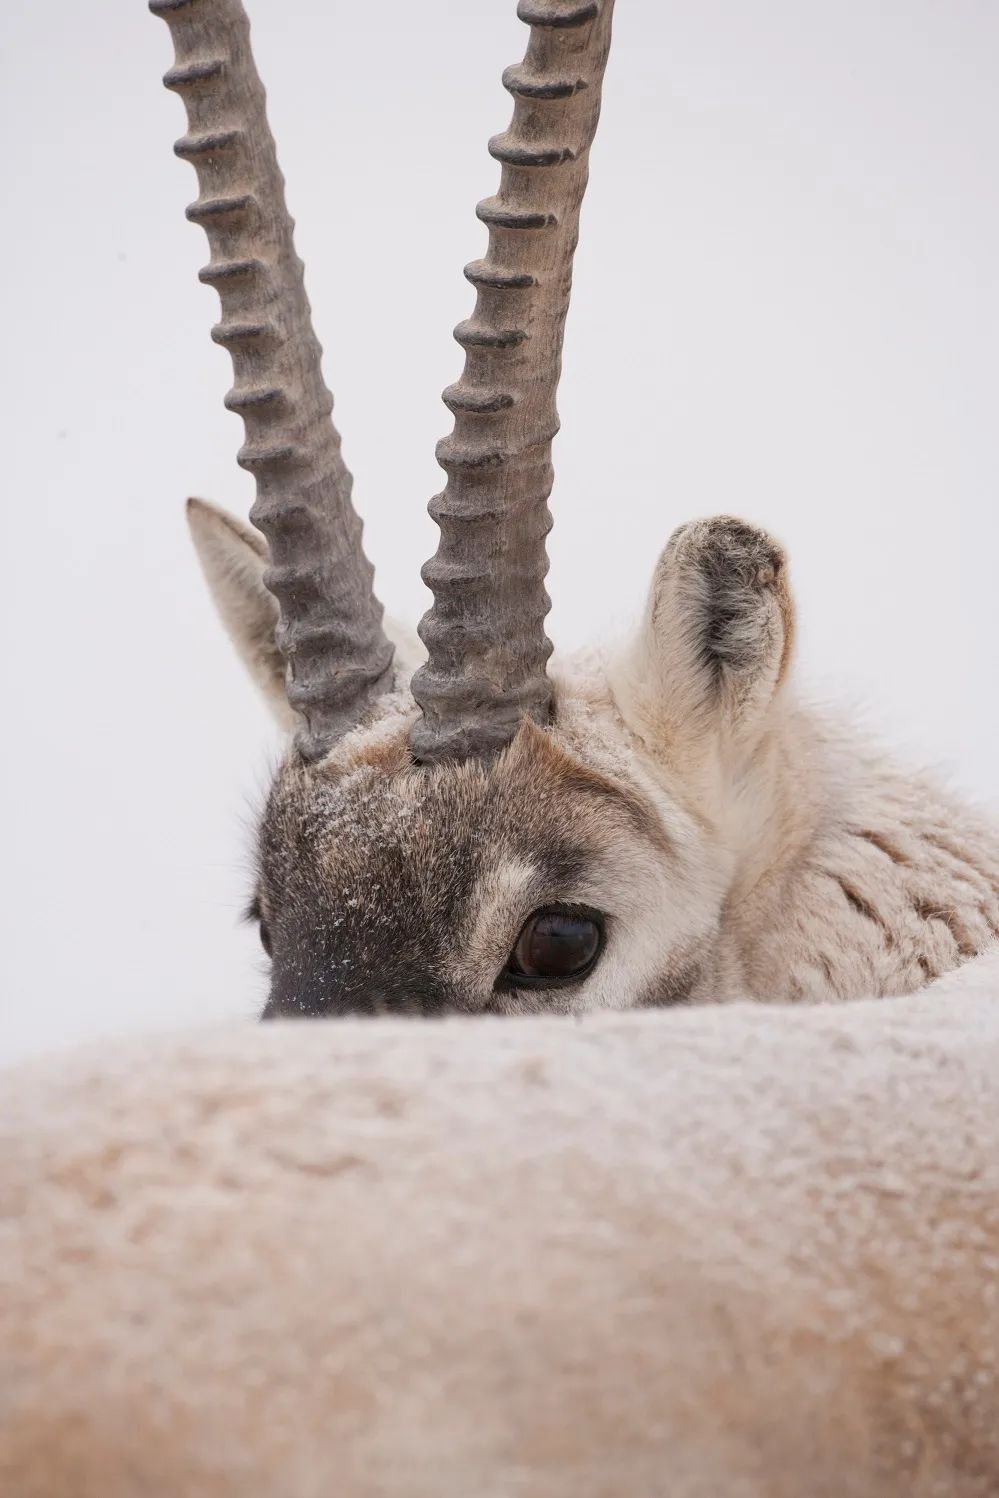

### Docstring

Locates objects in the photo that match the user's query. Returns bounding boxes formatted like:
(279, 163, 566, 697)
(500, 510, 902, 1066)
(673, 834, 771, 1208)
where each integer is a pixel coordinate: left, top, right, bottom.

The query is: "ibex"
(154, 0, 999, 1018)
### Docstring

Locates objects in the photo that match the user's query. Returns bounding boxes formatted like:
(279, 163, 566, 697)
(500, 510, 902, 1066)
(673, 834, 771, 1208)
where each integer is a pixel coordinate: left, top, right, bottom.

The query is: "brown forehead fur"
(257, 719, 667, 1016)
(264, 717, 666, 879)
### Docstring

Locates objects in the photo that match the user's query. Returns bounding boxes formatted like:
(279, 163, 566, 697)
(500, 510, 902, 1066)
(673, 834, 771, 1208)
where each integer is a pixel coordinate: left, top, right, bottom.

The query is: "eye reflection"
(503, 905, 605, 988)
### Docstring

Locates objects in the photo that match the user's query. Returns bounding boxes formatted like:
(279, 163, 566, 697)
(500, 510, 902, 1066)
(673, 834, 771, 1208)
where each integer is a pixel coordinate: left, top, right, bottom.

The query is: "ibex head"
(155, 0, 797, 1016)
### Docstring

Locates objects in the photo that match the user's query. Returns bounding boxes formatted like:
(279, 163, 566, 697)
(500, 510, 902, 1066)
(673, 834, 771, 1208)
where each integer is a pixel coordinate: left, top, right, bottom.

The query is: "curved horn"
(410, 0, 616, 764)
(152, 0, 393, 761)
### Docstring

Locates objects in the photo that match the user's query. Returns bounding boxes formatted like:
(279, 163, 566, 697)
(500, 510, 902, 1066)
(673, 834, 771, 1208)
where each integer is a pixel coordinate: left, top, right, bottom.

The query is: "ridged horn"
(151, 0, 393, 761)
(410, 0, 616, 764)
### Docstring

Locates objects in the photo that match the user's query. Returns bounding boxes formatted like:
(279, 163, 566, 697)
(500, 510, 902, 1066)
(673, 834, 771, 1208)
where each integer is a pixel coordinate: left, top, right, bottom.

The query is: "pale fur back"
(3, 981, 998, 1496)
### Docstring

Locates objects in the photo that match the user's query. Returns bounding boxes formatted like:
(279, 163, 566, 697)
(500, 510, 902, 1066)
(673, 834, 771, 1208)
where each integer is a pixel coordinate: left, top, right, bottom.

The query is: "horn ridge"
(410, 0, 616, 764)
(153, 0, 393, 761)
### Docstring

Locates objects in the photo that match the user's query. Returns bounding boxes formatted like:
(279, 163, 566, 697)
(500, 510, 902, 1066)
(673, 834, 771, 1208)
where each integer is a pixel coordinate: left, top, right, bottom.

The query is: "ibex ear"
(187, 498, 423, 729)
(186, 497, 295, 728)
(618, 516, 795, 767)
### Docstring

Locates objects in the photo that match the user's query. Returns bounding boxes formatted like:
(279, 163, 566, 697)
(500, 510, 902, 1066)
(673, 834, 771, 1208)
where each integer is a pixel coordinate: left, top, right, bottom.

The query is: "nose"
(260, 989, 444, 1020)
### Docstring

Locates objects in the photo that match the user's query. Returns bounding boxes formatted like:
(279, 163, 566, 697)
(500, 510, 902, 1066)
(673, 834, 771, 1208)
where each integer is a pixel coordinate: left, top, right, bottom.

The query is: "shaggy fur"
(190, 502, 999, 1016)
(2, 967, 998, 1497)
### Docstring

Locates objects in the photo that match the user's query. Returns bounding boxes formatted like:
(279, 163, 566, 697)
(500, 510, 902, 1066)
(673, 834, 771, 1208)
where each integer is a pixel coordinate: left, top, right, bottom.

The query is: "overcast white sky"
(2, 0, 997, 1062)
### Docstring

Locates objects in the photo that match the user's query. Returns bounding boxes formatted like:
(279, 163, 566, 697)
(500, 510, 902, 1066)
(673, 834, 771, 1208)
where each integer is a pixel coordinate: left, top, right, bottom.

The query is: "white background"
(2, 0, 997, 1063)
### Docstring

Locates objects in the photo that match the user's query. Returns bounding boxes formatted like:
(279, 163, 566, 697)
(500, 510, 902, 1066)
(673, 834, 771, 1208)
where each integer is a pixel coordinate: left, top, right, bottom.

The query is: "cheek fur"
(567, 840, 724, 1013)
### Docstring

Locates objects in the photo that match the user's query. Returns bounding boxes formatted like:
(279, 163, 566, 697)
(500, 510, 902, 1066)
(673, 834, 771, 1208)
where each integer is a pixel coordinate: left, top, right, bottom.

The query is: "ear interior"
(186, 497, 297, 729)
(618, 516, 795, 766)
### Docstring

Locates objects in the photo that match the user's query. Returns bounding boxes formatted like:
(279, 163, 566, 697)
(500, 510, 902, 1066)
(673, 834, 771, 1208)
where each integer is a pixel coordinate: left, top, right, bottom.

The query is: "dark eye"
(503, 905, 605, 988)
(246, 896, 273, 959)
(258, 919, 272, 958)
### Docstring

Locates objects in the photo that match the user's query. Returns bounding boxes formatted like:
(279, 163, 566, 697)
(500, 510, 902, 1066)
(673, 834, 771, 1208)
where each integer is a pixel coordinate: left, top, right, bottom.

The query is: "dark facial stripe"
(636, 957, 703, 1009)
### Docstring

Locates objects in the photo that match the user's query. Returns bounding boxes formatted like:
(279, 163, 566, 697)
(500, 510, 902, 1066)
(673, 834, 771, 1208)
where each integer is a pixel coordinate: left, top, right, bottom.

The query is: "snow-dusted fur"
(2, 968, 998, 1497)
(191, 501, 999, 1015)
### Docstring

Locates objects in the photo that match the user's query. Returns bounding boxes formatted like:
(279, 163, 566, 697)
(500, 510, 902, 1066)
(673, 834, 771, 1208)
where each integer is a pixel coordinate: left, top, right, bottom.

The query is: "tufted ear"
(616, 516, 795, 769)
